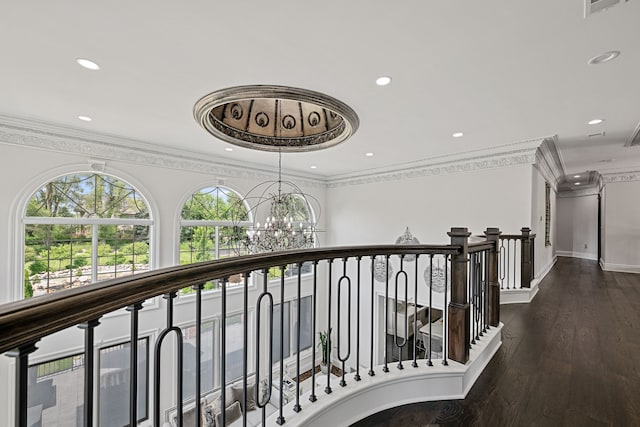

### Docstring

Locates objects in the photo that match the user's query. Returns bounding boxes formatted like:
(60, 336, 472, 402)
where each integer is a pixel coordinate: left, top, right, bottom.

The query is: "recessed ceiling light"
(76, 58, 100, 70)
(452, 132, 464, 138)
(310, 165, 317, 169)
(587, 50, 620, 65)
(575, 182, 581, 186)
(588, 119, 604, 125)
(376, 76, 391, 86)
(573, 175, 581, 178)
(225, 147, 233, 152)
(77, 115, 92, 122)
(365, 152, 374, 157)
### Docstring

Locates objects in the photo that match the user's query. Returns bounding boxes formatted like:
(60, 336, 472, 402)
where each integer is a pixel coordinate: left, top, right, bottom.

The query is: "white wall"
(556, 194, 598, 260)
(0, 142, 327, 425)
(602, 180, 640, 272)
(326, 164, 533, 247)
(530, 165, 556, 278)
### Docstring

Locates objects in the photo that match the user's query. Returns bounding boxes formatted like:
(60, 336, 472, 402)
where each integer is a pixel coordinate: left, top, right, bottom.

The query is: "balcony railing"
(0, 226, 511, 427)
(498, 227, 536, 290)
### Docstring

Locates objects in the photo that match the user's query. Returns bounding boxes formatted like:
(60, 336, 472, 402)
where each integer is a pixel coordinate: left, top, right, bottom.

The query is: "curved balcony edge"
(270, 323, 503, 427)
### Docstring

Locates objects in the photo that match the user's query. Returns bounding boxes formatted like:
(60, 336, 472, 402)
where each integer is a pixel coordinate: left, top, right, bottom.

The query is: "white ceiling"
(1, 1, 639, 179)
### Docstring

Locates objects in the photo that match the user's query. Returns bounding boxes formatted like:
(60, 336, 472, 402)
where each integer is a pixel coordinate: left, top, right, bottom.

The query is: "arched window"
(179, 186, 250, 291)
(23, 173, 153, 298)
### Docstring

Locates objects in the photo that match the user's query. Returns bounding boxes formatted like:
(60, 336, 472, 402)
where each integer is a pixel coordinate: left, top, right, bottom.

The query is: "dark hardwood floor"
(352, 258, 640, 426)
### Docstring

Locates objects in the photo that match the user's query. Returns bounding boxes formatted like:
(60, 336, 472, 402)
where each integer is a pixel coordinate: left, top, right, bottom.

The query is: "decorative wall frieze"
(0, 117, 326, 189)
(0, 115, 555, 190)
(327, 138, 545, 188)
(602, 171, 640, 184)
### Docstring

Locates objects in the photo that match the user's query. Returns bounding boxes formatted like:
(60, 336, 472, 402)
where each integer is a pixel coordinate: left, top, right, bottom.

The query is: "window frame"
(177, 185, 252, 294)
(20, 171, 155, 299)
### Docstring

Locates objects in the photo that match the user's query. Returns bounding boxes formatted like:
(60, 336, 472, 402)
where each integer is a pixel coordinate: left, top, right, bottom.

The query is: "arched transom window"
(23, 173, 153, 298)
(179, 186, 250, 291)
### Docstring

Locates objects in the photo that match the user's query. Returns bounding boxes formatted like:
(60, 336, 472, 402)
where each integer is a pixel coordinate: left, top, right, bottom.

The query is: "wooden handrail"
(468, 241, 494, 253)
(499, 234, 537, 240)
(0, 244, 460, 355)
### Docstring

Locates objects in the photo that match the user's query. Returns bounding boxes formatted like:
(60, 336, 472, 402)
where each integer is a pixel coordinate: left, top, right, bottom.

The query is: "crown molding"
(327, 138, 545, 188)
(602, 170, 640, 184)
(0, 115, 326, 189)
(534, 136, 565, 190)
(557, 188, 599, 198)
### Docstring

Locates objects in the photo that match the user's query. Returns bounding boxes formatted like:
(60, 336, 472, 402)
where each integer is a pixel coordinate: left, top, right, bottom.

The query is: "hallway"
(352, 258, 640, 426)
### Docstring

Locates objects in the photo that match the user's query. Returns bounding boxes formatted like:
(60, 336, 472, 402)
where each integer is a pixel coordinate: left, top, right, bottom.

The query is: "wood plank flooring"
(351, 258, 640, 426)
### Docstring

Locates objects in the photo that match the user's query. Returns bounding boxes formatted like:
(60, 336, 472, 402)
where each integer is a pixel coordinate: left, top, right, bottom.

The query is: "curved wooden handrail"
(0, 244, 460, 355)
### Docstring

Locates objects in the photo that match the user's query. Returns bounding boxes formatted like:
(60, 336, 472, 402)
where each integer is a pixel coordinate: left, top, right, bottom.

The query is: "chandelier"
(231, 151, 319, 254)
(194, 84, 358, 253)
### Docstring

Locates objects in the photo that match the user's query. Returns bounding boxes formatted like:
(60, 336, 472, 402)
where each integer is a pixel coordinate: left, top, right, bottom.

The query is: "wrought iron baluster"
(242, 272, 250, 427)
(310, 261, 318, 402)
(255, 270, 274, 425)
(443, 255, 449, 366)
(355, 256, 362, 381)
(325, 259, 334, 393)
(470, 253, 476, 346)
(383, 255, 390, 373)
(277, 267, 286, 425)
(221, 278, 228, 427)
(412, 254, 420, 368)
(154, 292, 183, 427)
(127, 302, 144, 427)
(499, 240, 506, 289)
(192, 284, 204, 427)
(513, 239, 522, 289)
(6, 342, 38, 427)
(78, 318, 100, 427)
(428, 254, 434, 366)
(294, 263, 302, 413)
(368, 256, 376, 377)
(474, 252, 482, 341)
(394, 256, 408, 370)
(506, 240, 511, 289)
(337, 258, 351, 386)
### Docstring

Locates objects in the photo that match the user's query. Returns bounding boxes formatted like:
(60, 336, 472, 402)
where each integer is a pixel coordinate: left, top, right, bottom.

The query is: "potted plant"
(319, 329, 331, 373)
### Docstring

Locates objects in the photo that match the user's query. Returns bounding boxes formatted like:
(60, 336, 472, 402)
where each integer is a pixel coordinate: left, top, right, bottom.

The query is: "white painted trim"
(500, 282, 539, 304)
(600, 262, 640, 274)
(271, 323, 503, 427)
(556, 251, 597, 261)
(327, 139, 543, 187)
(8, 164, 161, 302)
(0, 117, 554, 189)
(602, 170, 640, 184)
(536, 255, 557, 284)
(0, 116, 325, 187)
(500, 254, 556, 304)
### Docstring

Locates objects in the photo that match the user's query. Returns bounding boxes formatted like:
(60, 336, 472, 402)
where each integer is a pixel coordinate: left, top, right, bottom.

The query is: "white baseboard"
(556, 250, 597, 261)
(600, 262, 640, 274)
(536, 255, 557, 282)
(500, 281, 538, 304)
(275, 325, 503, 427)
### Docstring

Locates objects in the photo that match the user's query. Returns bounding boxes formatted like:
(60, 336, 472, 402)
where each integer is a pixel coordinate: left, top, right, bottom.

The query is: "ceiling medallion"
(194, 85, 359, 152)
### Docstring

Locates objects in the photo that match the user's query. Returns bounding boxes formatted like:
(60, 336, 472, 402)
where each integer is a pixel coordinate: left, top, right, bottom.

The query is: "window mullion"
(91, 225, 99, 283)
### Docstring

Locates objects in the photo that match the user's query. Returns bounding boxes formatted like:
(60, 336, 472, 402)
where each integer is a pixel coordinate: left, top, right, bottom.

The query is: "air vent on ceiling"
(584, 0, 626, 17)
(624, 122, 640, 147)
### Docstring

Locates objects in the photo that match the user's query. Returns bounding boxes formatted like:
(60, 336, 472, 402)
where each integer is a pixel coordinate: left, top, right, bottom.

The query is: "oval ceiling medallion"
(194, 85, 359, 152)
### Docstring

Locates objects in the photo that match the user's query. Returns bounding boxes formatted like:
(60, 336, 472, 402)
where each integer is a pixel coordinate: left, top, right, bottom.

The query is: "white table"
(419, 318, 444, 339)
